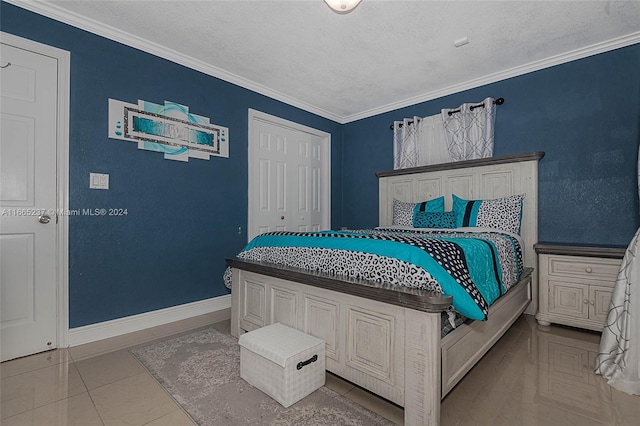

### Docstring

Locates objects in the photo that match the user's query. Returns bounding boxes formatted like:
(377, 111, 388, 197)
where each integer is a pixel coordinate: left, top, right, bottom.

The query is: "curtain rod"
(389, 97, 504, 130)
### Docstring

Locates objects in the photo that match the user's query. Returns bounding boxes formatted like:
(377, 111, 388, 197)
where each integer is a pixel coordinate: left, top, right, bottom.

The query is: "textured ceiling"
(12, 0, 640, 122)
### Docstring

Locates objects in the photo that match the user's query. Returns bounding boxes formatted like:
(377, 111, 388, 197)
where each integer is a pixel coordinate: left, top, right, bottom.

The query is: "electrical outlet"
(89, 173, 109, 190)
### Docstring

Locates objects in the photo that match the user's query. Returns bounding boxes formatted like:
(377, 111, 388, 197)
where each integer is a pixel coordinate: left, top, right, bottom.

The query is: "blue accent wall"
(342, 44, 640, 247)
(3, 2, 638, 328)
(1, 2, 343, 328)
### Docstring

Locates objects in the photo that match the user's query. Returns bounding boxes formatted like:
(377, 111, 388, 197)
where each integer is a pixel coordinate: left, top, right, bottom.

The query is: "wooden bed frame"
(228, 152, 544, 425)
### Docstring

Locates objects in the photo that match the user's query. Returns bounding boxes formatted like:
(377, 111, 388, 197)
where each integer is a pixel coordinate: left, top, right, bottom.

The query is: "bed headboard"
(377, 151, 544, 315)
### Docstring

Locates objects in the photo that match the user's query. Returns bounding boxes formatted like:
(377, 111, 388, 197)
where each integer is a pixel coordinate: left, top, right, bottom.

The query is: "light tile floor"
(1, 313, 638, 425)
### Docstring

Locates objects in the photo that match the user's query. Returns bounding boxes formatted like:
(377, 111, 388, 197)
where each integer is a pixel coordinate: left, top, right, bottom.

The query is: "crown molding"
(6, 0, 639, 125)
(342, 31, 640, 123)
(4, 0, 344, 123)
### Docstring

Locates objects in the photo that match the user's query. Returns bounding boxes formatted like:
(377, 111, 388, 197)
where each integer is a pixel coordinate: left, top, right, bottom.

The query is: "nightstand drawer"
(548, 256, 619, 282)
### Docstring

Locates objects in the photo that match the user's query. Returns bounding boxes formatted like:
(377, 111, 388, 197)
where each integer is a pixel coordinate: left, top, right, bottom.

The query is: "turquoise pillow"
(452, 193, 525, 234)
(413, 211, 457, 229)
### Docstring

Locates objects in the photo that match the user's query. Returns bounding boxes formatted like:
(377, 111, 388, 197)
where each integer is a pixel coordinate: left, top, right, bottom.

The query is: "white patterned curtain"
(393, 114, 450, 169)
(596, 146, 640, 395)
(441, 97, 496, 161)
(393, 116, 421, 169)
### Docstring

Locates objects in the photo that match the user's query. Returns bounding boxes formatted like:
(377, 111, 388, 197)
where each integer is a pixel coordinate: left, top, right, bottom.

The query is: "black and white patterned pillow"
(392, 197, 444, 226)
(452, 193, 525, 234)
(392, 199, 416, 226)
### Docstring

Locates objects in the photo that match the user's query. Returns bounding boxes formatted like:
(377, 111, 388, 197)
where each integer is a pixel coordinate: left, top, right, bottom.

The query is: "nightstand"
(534, 244, 625, 332)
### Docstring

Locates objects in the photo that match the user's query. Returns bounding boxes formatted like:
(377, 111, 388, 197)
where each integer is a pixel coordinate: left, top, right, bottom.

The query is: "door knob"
(280, 215, 285, 220)
(38, 214, 51, 224)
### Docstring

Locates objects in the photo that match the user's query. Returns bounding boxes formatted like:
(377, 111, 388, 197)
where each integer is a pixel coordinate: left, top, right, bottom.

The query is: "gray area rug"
(131, 327, 395, 425)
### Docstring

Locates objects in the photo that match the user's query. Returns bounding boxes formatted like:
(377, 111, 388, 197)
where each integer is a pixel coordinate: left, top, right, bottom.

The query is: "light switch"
(89, 173, 109, 190)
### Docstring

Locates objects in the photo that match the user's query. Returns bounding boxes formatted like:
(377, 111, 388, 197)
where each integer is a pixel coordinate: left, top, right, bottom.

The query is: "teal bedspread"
(231, 228, 523, 321)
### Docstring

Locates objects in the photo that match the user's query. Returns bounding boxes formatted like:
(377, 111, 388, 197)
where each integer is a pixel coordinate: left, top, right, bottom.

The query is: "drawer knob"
(585, 267, 593, 273)
(584, 299, 589, 304)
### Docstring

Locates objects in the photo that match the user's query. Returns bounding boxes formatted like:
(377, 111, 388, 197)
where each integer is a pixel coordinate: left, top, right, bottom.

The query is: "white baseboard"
(68, 295, 231, 347)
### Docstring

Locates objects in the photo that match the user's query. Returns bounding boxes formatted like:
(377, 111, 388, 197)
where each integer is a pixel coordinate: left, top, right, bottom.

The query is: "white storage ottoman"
(238, 323, 325, 407)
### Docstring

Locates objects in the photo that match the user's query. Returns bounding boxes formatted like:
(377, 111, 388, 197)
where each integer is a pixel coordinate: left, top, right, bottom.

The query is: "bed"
(227, 151, 544, 425)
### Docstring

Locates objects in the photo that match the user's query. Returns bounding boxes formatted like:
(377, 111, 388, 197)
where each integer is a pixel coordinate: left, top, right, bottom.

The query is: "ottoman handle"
(296, 354, 318, 370)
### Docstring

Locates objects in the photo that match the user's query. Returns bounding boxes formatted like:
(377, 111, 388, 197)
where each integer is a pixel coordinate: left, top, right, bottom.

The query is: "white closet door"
(248, 111, 330, 241)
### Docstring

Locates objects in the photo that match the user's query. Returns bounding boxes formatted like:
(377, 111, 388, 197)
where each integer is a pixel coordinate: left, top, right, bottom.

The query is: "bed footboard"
(229, 264, 445, 425)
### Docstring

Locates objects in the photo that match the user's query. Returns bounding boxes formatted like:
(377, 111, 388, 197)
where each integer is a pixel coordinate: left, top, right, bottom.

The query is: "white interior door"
(1, 42, 59, 361)
(248, 110, 330, 241)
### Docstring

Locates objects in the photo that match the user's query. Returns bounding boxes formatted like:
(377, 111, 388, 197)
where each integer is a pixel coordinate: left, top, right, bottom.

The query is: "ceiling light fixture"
(324, 0, 362, 14)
